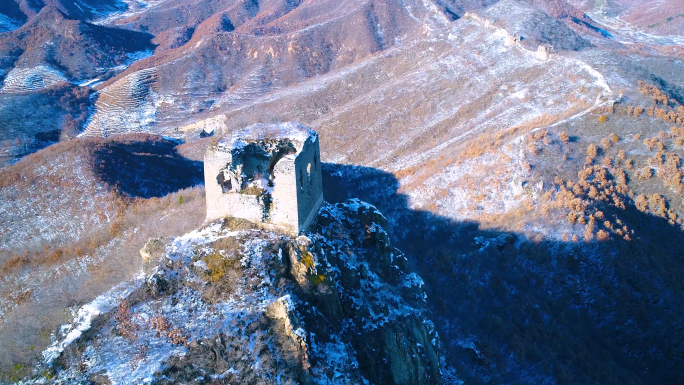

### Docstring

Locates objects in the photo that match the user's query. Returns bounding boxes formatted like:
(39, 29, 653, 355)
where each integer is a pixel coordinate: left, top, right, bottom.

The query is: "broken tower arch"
(204, 122, 324, 235)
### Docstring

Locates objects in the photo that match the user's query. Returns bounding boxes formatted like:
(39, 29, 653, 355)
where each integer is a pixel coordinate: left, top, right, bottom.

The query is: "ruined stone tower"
(204, 122, 324, 235)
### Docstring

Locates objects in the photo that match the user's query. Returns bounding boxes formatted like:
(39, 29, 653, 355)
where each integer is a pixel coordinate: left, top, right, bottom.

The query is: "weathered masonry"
(204, 122, 324, 235)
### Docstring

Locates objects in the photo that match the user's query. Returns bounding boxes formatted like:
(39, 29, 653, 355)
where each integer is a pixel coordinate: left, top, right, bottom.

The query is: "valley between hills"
(1, 0, 684, 383)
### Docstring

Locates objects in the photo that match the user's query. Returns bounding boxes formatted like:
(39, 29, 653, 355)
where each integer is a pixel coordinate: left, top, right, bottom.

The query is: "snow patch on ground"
(407, 139, 529, 220)
(93, 0, 174, 26)
(42, 272, 146, 364)
(219, 122, 316, 150)
(587, 11, 684, 47)
(0, 13, 22, 32)
(310, 336, 362, 384)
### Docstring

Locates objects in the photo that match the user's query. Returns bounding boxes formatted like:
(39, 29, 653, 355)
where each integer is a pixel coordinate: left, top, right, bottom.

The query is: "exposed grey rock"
(140, 237, 166, 262)
(293, 199, 442, 385)
(146, 267, 171, 296)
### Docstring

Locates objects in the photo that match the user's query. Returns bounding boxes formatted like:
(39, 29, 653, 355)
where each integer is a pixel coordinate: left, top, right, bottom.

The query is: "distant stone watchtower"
(204, 122, 324, 235)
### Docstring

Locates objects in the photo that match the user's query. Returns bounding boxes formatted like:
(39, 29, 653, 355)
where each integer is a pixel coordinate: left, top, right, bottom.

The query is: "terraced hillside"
(82, 68, 160, 137)
(0, 65, 69, 93)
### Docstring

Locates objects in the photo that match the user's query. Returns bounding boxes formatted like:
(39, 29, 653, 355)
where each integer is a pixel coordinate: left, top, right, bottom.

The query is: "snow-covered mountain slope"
(0, 0, 27, 32)
(2, 0, 684, 383)
(81, 0, 436, 136)
(568, 0, 684, 41)
(32, 200, 444, 385)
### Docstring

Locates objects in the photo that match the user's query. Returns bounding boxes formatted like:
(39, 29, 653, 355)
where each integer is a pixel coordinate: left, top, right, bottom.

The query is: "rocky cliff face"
(37, 199, 442, 384)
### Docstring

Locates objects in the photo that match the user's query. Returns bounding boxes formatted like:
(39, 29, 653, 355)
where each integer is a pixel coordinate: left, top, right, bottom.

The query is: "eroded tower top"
(204, 122, 324, 235)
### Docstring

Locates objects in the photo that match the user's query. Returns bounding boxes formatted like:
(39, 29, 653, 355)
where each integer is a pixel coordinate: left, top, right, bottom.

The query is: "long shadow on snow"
(322, 162, 684, 385)
(92, 137, 203, 198)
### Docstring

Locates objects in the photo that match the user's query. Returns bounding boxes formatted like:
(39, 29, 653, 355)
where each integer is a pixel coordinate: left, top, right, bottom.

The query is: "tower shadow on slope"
(92, 135, 204, 198)
(321, 162, 684, 385)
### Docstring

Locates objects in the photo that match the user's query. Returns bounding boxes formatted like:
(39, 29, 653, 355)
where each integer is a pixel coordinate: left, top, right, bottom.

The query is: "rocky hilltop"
(37, 200, 442, 384)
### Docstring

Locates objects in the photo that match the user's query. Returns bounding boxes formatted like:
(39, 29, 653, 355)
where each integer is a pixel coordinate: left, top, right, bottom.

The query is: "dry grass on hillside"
(0, 134, 206, 375)
(393, 81, 684, 237)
